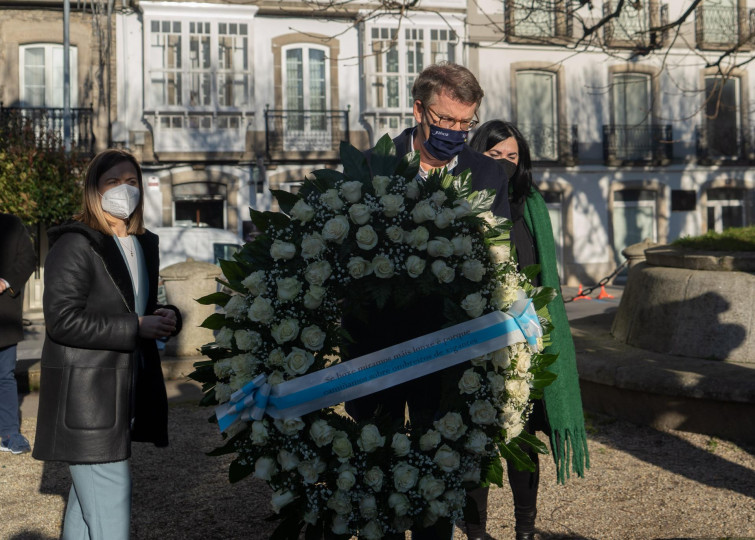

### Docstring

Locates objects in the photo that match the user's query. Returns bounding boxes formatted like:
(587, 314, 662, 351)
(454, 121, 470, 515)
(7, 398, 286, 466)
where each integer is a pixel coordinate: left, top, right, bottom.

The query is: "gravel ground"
(2, 402, 754, 540)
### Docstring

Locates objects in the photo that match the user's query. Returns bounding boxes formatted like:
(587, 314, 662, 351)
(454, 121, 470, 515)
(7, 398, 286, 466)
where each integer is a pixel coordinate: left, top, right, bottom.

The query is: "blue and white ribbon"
(216, 299, 542, 432)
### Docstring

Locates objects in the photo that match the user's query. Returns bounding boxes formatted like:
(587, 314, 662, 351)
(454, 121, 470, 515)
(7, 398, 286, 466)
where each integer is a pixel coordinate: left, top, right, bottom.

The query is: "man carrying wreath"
(343, 62, 511, 540)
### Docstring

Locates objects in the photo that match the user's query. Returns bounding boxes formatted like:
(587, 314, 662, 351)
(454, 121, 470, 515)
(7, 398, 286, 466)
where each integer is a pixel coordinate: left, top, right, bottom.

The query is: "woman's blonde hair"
(74, 148, 146, 235)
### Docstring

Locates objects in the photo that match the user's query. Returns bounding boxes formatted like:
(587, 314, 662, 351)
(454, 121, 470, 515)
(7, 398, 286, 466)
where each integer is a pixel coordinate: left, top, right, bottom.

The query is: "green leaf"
(452, 169, 474, 198)
(340, 140, 371, 181)
(187, 364, 217, 384)
(467, 188, 497, 214)
(535, 353, 559, 369)
(395, 150, 420, 180)
(218, 258, 246, 283)
(514, 430, 549, 455)
(521, 264, 541, 284)
(200, 312, 228, 330)
(480, 455, 504, 488)
(270, 189, 301, 215)
(370, 134, 401, 176)
(531, 286, 558, 311)
(498, 440, 536, 472)
(309, 167, 345, 187)
(270, 510, 303, 540)
(531, 369, 558, 389)
(196, 291, 231, 306)
(228, 458, 254, 483)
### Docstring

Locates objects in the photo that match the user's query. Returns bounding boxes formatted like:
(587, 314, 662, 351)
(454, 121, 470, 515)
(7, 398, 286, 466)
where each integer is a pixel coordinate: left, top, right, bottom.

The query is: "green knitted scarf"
(523, 189, 590, 484)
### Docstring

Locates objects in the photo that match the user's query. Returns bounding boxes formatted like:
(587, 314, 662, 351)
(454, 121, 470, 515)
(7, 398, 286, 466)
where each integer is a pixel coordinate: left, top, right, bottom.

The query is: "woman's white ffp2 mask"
(100, 184, 140, 219)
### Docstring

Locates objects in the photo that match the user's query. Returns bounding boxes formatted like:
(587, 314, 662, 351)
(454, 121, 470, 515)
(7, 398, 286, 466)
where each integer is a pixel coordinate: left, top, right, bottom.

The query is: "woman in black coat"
(33, 149, 181, 540)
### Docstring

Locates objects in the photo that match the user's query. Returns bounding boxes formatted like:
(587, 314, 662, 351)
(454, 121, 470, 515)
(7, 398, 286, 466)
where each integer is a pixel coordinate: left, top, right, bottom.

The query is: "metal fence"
(0, 104, 95, 154)
(264, 108, 350, 160)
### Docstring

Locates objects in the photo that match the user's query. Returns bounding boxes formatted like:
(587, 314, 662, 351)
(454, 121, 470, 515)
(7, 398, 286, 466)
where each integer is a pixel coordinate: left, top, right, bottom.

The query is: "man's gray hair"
(411, 62, 484, 107)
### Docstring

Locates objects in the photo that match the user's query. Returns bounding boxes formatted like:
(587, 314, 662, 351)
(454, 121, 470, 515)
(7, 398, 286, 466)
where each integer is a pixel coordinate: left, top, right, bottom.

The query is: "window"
(704, 76, 740, 158)
(147, 19, 251, 110)
(19, 44, 78, 107)
(509, 0, 556, 38)
(282, 45, 330, 150)
(611, 72, 652, 160)
(516, 71, 558, 161)
(604, 0, 654, 46)
(612, 189, 657, 264)
(697, 0, 740, 47)
(367, 24, 459, 136)
(706, 187, 746, 232)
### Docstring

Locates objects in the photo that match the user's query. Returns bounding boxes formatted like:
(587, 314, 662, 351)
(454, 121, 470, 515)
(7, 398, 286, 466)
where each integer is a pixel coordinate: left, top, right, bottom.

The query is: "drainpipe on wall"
(63, 0, 71, 154)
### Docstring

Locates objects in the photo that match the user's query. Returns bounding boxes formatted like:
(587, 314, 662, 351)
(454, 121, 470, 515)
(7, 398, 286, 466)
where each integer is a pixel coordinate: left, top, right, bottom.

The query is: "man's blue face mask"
(422, 125, 469, 161)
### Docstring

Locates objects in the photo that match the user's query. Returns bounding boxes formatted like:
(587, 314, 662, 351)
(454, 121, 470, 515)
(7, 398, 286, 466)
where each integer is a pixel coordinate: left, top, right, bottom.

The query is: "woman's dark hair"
(469, 120, 535, 203)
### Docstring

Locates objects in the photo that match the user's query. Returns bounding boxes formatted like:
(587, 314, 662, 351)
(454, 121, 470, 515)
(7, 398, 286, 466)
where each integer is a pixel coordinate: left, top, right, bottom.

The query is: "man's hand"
(138, 308, 178, 339)
(0, 278, 9, 294)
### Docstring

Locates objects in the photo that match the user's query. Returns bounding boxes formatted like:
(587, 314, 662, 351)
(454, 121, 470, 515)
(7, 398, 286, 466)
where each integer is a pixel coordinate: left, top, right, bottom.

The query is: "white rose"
(419, 474, 445, 501)
(267, 348, 286, 368)
(300, 232, 326, 259)
(271, 318, 299, 344)
(434, 207, 456, 229)
(381, 193, 405, 217)
(492, 348, 512, 370)
(359, 496, 378, 519)
(404, 179, 420, 199)
(331, 515, 350, 536)
(506, 379, 530, 405)
(348, 203, 371, 225)
(320, 188, 345, 211)
(242, 270, 267, 296)
(253, 456, 277, 481)
(332, 431, 354, 460)
(487, 371, 506, 396)
(361, 519, 382, 540)
(411, 200, 436, 223)
(453, 198, 472, 218)
(355, 224, 378, 250)
(274, 417, 306, 436)
(391, 433, 411, 456)
(506, 419, 524, 440)
(427, 499, 449, 519)
(230, 353, 258, 379)
(451, 235, 473, 256)
(515, 349, 532, 376)
(434, 412, 467, 441)
(303, 285, 327, 310)
(300, 325, 326, 351)
(309, 419, 335, 447)
(297, 457, 326, 484)
(405, 226, 429, 250)
(489, 244, 511, 264)
(215, 327, 234, 348)
(430, 260, 455, 284)
(469, 399, 497, 425)
(430, 190, 447, 207)
(336, 469, 356, 491)
(250, 420, 269, 445)
(304, 260, 332, 286)
(340, 180, 362, 203)
(223, 294, 247, 319)
(234, 330, 261, 352)
(404, 255, 426, 278)
(276, 276, 302, 302)
(347, 256, 373, 279)
(357, 424, 386, 453)
(290, 199, 315, 222)
(364, 466, 384, 491)
(388, 492, 411, 516)
(327, 491, 352, 516)
(248, 296, 274, 324)
(271, 490, 296, 513)
(270, 239, 296, 260)
(461, 292, 486, 318)
(471, 353, 490, 367)
(501, 403, 521, 430)
(372, 254, 394, 279)
(213, 358, 233, 378)
(386, 225, 405, 243)
(462, 467, 482, 483)
(419, 429, 441, 451)
(284, 347, 315, 376)
(214, 382, 232, 403)
(426, 237, 454, 258)
(372, 175, 392, 196)
(461, 260, 486, 282)
(464, 430, 489, 454)
(267, 370, 285, 386)
(433, 445, 460, 473)
(322, 215, 350, 243)
(458, 368, 482, 394)
(392, 462, 419, 492)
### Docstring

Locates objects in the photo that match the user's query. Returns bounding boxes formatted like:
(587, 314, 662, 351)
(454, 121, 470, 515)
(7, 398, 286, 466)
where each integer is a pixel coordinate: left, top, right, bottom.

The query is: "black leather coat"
(33, 221, 180, 464)
(0, 213, 37, 348)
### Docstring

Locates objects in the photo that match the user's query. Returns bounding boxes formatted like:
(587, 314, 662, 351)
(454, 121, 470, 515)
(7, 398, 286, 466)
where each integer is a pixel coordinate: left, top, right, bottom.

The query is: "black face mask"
(495, 158, 518, 181)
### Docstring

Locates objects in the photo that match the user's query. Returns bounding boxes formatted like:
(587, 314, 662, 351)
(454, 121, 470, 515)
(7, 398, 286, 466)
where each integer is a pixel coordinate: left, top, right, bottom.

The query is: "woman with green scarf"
(466, 121, 590, 540)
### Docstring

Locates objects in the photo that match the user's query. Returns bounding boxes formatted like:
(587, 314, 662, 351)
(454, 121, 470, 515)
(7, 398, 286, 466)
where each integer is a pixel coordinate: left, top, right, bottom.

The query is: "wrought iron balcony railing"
(602, 2, 668, 49)
(516, 123, 579, 165)
(602, 124, 673, 165)
(0, 104, 95, 154)
(696, 5, 742, 48)
(695, 124, 752, 162)
(505, 0, 573, 41)
(264, 107, 350, 161)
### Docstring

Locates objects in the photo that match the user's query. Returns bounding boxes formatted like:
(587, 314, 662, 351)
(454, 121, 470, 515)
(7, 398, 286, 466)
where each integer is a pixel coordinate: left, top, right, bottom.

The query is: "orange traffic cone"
(597, 285, 615, 299)
(573, 284, 592, 300)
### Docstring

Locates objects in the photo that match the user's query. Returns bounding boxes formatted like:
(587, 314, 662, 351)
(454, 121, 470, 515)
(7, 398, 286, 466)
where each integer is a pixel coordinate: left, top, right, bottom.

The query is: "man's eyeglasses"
(424, 104, 479, 131)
